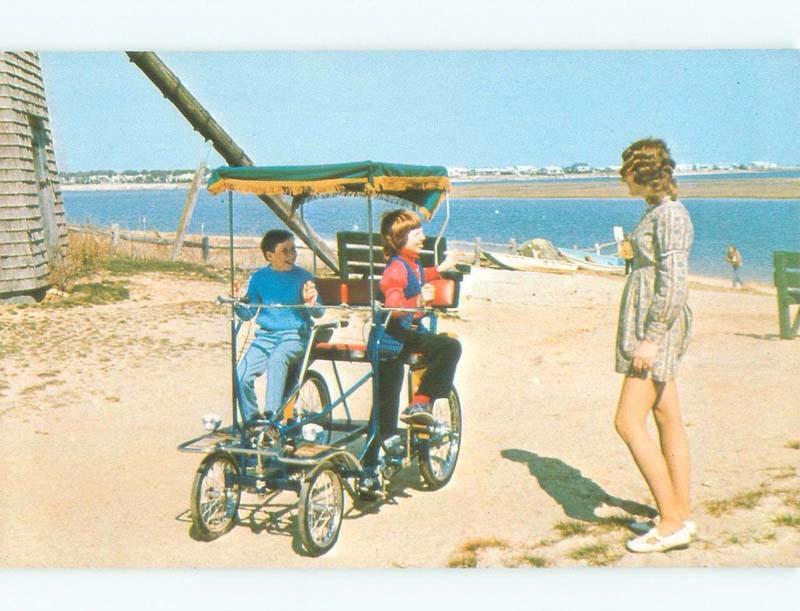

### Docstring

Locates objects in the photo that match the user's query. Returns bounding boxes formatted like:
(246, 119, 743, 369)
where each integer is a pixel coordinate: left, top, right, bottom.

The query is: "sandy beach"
(60, 174, 800, 199)
(1, 255, 798, 568)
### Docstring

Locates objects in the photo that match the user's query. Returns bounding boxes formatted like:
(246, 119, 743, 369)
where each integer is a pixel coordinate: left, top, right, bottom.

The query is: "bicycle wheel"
(297, 462, 344, 556)
(295, 369, 332, 444)
(190, 452, 241, 540)
(419, 387, 462, 490)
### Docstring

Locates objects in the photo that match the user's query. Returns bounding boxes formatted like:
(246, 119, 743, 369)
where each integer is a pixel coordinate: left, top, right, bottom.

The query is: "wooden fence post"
(111, 224, 119, 249)
(171, 162, 205, 260)
(202, 236, 210, 263)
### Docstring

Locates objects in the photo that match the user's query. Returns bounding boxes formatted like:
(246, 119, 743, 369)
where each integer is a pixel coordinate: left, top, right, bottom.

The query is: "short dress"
(615, 199, 694, 382)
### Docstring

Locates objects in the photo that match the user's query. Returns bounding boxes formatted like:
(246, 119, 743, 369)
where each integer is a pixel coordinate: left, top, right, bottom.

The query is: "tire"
(297, 462, 344, 556)
(190, 452, 241, 540)
(419, 387, 462, 490)
(295, 370, 332, 444)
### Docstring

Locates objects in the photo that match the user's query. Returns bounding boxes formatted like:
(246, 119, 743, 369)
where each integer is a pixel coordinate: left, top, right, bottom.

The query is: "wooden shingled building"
(0, 51, 66, 299)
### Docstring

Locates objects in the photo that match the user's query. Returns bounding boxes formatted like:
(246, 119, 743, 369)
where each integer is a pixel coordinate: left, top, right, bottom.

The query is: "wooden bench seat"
(310, 275, 455, 363)
(335, 231, 468, 307)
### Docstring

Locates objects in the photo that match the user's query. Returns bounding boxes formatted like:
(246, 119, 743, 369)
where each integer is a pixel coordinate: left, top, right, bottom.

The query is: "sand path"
(1, 268, 798, 567)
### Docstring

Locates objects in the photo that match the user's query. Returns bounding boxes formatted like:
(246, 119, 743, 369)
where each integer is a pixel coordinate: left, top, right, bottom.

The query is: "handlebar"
(216, 296, 436, 314)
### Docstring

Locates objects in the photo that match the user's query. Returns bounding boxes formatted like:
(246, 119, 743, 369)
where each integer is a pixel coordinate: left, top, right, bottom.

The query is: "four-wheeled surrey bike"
(178, 162, 465, 555)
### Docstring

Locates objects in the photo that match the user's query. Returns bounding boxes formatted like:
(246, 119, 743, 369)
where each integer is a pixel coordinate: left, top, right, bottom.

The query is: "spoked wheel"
(190, 452, 241, 540)
(295, 370, 332, 444)
(297, 461, 344, 556)
(419, 387, 462, 490)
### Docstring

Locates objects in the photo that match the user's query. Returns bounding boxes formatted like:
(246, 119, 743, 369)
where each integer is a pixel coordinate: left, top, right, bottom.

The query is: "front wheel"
(297, 462, 344, 556)
(190, 452, 241, 540)
(419, 387, 462, 490)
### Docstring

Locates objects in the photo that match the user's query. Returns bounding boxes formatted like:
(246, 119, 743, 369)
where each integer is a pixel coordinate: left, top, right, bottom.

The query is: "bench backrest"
(315, 276, 458, 309)
(336, 231, 446, 280)
(774, 251, 800, 290)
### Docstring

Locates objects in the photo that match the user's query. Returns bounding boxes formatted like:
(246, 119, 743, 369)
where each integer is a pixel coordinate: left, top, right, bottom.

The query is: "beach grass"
(554, 520, 590, 538)
(446, 537, 510, 568)
(568, 543, 622, 566)
(517, 554, 548, 568)
(705, 488, 766, 516)
(785, 440, 800, 450)
(772, 514, 800, 529)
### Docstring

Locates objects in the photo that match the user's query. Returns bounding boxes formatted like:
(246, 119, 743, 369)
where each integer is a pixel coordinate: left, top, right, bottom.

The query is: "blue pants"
(237, 329, 306, 421)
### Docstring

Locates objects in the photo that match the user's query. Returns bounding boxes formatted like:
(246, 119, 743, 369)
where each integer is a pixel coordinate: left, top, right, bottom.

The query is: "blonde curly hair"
(619, 138, 678, 204)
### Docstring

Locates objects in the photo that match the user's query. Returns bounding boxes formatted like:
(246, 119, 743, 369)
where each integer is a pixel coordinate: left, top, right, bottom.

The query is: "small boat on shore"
(482, 251, 578, 274)
(557, 247, 625, 274)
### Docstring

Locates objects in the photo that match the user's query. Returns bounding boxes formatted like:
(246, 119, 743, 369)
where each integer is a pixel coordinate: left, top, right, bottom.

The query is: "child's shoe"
(399, 402, 434, 425)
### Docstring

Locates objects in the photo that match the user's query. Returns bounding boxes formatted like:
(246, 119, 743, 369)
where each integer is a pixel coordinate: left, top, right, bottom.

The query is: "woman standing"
(614, 139, 696, 553)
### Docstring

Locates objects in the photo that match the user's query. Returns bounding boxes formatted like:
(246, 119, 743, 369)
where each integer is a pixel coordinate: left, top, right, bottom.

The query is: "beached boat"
(557, 247, 625, 274)
(483, 251, 578, 274)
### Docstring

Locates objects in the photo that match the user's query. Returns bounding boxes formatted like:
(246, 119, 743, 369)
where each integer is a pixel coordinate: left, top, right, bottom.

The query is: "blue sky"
(39, 51, 799, 172)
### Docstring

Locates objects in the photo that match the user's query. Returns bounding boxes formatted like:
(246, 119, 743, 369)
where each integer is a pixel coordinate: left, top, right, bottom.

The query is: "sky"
(39, 50, 800, 172)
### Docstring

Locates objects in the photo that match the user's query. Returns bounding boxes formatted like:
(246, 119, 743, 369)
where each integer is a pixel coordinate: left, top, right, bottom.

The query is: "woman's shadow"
(501, 449, 657, 522)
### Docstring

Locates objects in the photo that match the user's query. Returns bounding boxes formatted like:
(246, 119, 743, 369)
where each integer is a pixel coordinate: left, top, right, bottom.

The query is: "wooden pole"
(171, 162, 205, 260)
(126, 51, 339, 274)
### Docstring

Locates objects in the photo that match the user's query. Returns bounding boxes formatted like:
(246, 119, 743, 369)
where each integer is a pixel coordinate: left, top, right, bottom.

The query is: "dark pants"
(390, 326, 462, 401)
(363, 327, 462, 467)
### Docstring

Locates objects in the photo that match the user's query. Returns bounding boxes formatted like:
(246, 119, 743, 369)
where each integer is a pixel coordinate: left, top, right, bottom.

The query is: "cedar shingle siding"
(0, 51, 66, 297)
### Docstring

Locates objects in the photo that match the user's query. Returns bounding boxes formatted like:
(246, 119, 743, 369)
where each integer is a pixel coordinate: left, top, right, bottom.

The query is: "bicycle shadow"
(501, 449, 656, 523)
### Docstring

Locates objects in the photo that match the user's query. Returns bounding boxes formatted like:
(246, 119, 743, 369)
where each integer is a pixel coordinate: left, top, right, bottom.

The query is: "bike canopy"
(207, 161, 450, 219)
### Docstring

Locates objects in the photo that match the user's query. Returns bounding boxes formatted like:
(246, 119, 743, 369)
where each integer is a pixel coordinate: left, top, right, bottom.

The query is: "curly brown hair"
(619, 138, 678, 203)
(380, 209, 421, 258)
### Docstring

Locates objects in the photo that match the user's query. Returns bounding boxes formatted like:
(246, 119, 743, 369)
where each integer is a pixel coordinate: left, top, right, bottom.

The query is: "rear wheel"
(295, 370, 332, 444)
(190, 452, 241, 540)
(297, 462, 344, 556)
(419, 387, 462, 490)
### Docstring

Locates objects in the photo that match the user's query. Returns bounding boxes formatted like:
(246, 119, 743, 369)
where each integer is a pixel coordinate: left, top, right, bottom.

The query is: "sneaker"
(626, 524, 693, 553)
(399, 402, 434, 425)
(358, 469, 385, 499)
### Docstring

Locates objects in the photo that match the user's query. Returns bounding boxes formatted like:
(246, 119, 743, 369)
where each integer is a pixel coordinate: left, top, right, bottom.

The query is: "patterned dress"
(615, 199, 694, 382)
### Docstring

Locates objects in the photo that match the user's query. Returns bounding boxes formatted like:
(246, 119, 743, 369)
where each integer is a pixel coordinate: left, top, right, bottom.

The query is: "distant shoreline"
(61, 175, 800, 199)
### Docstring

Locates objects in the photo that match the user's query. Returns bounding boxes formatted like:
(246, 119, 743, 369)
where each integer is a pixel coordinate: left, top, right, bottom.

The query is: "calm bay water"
(63, 189, 800, 283)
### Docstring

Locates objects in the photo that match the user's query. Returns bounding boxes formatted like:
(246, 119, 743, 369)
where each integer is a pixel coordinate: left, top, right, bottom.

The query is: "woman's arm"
(643, 203, 693, 345)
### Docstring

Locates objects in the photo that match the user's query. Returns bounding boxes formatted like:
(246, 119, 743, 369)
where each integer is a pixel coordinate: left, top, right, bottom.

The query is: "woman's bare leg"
(652, 380, 691, 520)
(614, 376, 683, 534)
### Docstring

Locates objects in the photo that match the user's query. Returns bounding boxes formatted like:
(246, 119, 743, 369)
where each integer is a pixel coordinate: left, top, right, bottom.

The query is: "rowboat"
(482, 250, 578, 274)
(557, 247, 625, 274)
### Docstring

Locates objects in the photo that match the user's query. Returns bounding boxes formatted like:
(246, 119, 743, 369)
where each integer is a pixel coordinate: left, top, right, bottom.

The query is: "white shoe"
(626, 524, 692, 553)
(630, 516, 697, 539)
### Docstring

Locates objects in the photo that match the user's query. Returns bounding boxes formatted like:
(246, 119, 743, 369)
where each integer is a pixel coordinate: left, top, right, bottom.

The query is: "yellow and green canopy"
(207, 161, 450, 219)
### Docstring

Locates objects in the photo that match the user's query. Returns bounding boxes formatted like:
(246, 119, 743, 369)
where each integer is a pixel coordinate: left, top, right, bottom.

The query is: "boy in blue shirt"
(235, 229, 322, 423)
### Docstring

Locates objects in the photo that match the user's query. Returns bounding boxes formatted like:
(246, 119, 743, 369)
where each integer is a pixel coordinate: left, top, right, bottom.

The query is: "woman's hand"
(302, 280, 318, 305)
(632, 339, 658, 372)
(436, 251, 461, 273)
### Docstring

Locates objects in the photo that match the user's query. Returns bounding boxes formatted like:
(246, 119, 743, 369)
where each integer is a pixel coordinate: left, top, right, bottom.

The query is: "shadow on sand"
(501, 449, 656, 522)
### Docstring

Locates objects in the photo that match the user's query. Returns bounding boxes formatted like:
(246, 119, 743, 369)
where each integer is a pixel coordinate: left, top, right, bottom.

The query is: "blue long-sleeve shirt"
(235, 265, 323, 332)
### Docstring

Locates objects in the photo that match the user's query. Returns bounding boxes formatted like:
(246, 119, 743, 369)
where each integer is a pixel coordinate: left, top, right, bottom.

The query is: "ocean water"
(62, 189, 800, 283)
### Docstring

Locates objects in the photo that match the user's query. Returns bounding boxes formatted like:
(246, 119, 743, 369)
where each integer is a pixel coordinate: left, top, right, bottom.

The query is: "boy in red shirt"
(378, 209, 462, 426)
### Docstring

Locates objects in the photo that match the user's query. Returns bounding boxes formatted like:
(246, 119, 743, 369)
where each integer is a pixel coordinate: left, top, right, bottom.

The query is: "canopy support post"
(227, 191, 240, 433)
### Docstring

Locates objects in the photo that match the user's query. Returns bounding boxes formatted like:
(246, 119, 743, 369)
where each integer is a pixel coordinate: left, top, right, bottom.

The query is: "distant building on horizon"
(0, 51, 66, 300)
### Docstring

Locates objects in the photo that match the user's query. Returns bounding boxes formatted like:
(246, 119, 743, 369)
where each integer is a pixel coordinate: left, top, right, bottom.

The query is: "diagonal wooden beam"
(126, 51, 339, 273)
